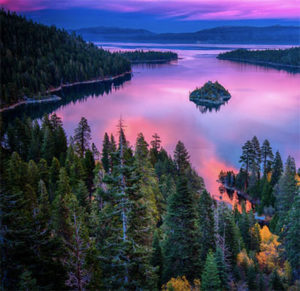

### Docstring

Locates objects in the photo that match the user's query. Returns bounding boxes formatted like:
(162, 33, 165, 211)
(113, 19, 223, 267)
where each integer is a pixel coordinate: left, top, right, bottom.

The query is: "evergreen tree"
(261, 139, 274, 175)
(216, 203, 242, 265)
(48, 157, 60, 202)
(134, 133, 163, 223)
(96, 120, 132, 289)
(74, 180, 89, 210)
(275, 156, 297, 227)
(101, 132, 110, 173)
(151, 230, 163, 289)
(162, 177, 200, 282)
(84, 149, 95, 200)
(18, 270, 38, 291)
(91, 142, 100, 160)
(271, 151, 283, 186)
(280, 194, 300, 275)
(150, 133, 161, 166)
(64, 200, 91, 291)
(239, 140, 255, 189)
(74, 117, 91, 157)
(28, 120, 42, 162)
(215, 246, 229, 290)
(53, 168, 74, 242)
(269, 269, 284, 291)
(201, 251, 221, 291)
(41, 126, 55, 164)
(174, 141, 190, 175)
(198, 190, 216, 264)
(251, 136, 261, 179)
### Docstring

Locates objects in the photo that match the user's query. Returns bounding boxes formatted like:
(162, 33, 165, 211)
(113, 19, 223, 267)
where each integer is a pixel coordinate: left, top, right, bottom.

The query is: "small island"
(189, 81, 231, 105)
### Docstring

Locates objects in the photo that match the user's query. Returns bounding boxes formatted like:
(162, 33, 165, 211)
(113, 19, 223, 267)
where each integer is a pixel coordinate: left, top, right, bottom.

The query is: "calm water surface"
(35, 44, 300, 202)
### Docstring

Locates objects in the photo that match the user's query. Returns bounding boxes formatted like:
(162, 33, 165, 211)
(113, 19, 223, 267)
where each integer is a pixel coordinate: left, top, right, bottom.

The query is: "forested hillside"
(0, 10, 131, 108)
(1, 115, 299, 290)
(118, 50, 178, 63)
(218, 47, 300, 69)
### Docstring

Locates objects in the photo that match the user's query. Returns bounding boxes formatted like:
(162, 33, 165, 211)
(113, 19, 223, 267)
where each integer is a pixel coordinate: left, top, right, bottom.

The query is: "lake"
(5, 43, 300, 205)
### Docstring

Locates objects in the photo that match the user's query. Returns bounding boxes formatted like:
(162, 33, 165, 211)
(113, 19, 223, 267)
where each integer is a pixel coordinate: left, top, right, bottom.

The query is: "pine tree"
(38, 159, 49, 188)
(74, 117, 91, 157)
(261, 139, 274, 176)
(150, 133, 161, 166)
(96, 120, 132, 289)
(275, 156, 297, 228)
(134, 133, 163, 224)
(64, 201, 91, 291)
(28, 120, 42, 162)
(239, 140, 255, 189)
(18, 270, 38, 291)
(74, 180, 89, 210)
(269, 269, 284, 291)
(151, 230, 163, 289)
(201, 251, 221, 291)
(271, 151, 283, 186)
(48, 157, 60, 202)
(174, 141, 190, 175)
(84, 149, 95, 200)
(251, 136, 261, 180)
(198, 190, 216, 264)
(53, 168, 73, 242)
(91, 142, 100, 160)
(215, 246, 228, 290)
(216, 203, 242, 266)
(280, 194, 300, 275)
(41, 126, 55, 164)
(162, 176, 200, 283)
(101, 132, 110, 173)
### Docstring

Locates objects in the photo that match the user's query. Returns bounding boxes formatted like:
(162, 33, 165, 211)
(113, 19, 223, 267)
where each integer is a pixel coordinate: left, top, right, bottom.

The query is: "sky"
(1, 0, 300, 32)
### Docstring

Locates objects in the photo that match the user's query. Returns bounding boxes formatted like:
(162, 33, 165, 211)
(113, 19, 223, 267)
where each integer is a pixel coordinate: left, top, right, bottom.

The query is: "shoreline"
(190, 98, 230, 105)
(130, 58, 178, 64)
(217, 57, 300, 70)
(0, 95, 62, 113)
(46, 70, 132, 93)
(0, 71, 132, 113)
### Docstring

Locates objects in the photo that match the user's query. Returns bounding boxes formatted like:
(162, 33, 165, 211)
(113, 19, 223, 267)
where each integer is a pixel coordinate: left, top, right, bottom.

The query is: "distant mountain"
(73, 26, 154, 42)
(74, 25, 300, 44)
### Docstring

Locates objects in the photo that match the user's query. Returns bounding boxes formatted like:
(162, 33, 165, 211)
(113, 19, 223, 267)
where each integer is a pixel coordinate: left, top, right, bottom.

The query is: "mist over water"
(20, 44, 300, 202)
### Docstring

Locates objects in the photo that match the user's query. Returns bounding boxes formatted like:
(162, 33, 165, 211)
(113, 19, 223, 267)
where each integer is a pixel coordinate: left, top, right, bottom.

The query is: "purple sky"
(2, 0, 300, 20)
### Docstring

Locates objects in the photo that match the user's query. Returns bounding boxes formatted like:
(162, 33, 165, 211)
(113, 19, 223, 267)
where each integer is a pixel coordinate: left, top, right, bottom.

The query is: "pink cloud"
(2, 0, 300, 19)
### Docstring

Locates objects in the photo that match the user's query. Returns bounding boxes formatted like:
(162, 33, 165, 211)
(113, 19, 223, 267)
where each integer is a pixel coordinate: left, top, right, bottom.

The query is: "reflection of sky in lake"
(54, 44, 300, 202)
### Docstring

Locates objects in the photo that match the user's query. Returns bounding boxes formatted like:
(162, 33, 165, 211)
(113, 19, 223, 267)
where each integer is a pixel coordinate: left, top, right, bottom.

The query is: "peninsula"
(119, 50, 178, 63)
(217, 47, 300, 72)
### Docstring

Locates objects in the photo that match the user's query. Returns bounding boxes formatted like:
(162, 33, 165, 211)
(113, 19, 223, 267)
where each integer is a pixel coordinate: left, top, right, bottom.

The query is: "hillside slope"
(0, 10, 131, 108)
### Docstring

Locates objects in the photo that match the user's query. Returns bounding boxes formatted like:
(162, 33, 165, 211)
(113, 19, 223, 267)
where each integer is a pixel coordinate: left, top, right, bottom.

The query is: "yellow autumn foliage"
(237, 249, 254, 268)
(256, 225, 281, 273)
(162, 276, 201, 291)
(162, 276, 190, 291)
(295, 173, 300, 186)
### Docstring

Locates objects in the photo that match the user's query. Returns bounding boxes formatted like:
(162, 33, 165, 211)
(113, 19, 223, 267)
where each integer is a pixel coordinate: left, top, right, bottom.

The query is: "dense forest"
(118, 50, 178, 63)
(0, 115, 299, 290)
(217, 47, 300, 69)
(0, 10, 131, 108)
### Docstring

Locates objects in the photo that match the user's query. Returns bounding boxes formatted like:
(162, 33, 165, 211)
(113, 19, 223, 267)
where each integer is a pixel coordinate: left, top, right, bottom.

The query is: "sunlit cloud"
(2, 0, 300, 20)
